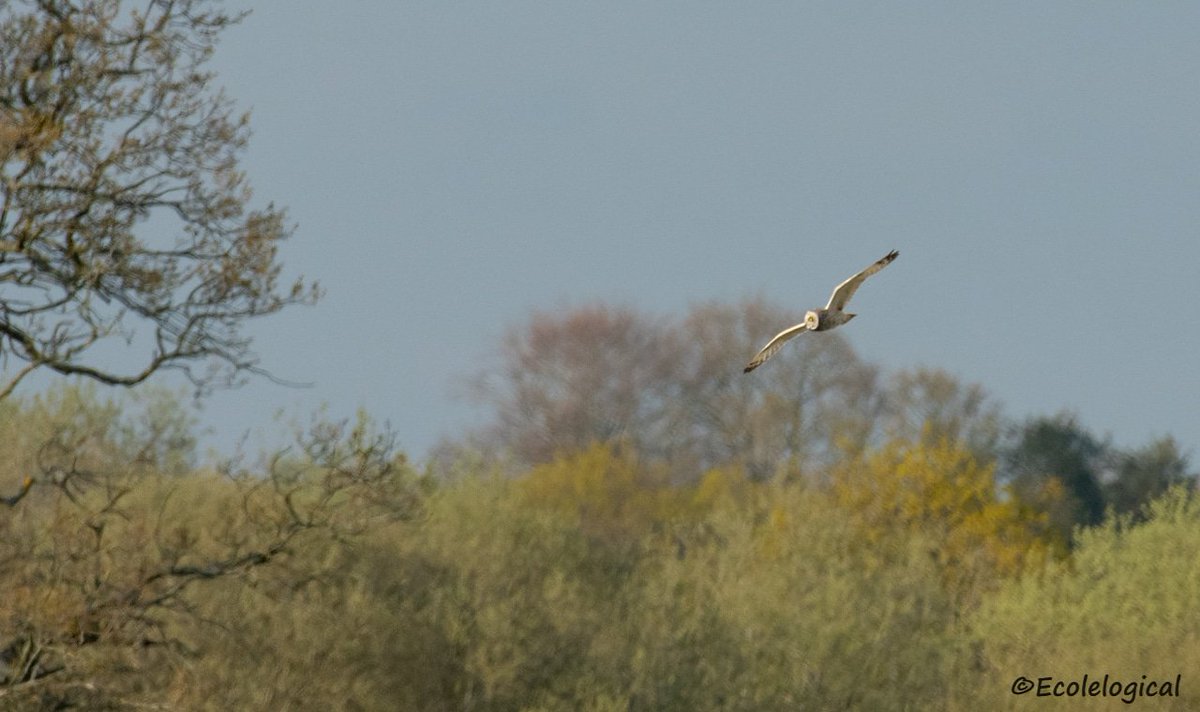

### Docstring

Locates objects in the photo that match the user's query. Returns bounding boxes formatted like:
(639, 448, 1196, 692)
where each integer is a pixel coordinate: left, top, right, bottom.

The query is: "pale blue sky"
(182, 2, 1199, 461)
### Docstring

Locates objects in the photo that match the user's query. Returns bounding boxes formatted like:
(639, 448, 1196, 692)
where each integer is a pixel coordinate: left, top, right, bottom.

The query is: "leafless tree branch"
(1, 0, 319, 400)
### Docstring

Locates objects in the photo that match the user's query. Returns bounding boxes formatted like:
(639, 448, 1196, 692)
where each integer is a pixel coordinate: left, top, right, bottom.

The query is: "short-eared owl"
(743, 250, 899, 373)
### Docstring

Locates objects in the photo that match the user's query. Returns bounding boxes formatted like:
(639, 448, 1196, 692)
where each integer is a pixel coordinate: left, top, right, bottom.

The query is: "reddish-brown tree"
(465, 298, 880, 480)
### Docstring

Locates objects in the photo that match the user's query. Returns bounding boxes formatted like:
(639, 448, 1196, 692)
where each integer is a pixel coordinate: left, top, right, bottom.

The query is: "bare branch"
(1, 0, 319, 400)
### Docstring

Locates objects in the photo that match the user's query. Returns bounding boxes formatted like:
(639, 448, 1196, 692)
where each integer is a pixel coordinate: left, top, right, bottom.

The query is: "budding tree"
(464, 298, 881, 481)
(0, 0, 317, 400)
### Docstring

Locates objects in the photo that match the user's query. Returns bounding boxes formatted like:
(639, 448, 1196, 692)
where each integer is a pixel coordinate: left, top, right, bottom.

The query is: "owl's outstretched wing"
(743, 323, 808, 373)
(824, 249, 899, 312)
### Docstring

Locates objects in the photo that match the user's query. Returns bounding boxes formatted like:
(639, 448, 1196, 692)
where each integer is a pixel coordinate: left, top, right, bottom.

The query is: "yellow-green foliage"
(618, 483, 957, 711)
(261, 461, 960, 712)
(519, 442, 681, 544)
(517, 442, 754, 548)
(831, 437, 1054, 599)
(958, 486, 1200, 711)
(2, 385, 1197, 711)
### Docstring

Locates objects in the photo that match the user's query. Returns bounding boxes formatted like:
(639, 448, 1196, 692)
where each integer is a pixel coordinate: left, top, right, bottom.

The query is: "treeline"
(4, 1, 1194, 706)
(0, 300, 1196, 710)
(449, 300, 1193, 546)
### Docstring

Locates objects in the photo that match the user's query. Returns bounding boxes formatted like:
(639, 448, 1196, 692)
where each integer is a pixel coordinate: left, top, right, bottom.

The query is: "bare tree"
(879, 367, 1003, 459)
(0, 0, 318, 400)
(463, 298, 881, 481)
(667, 298, 880, 479)
(470, 304, 679, 466)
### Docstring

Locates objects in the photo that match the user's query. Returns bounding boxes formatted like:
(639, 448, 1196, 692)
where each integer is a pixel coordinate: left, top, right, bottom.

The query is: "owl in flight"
(743, 250, 899, 373)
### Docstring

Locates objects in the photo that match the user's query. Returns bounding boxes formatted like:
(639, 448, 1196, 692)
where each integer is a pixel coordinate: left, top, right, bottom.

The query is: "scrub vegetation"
(2, 1, 1196, 709)
(1, 325, 1195, 710)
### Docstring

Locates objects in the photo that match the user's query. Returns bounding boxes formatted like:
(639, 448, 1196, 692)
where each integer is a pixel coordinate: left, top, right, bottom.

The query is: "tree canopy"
(1, 0, 318, 399)
(1, 2, 1197, 708)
